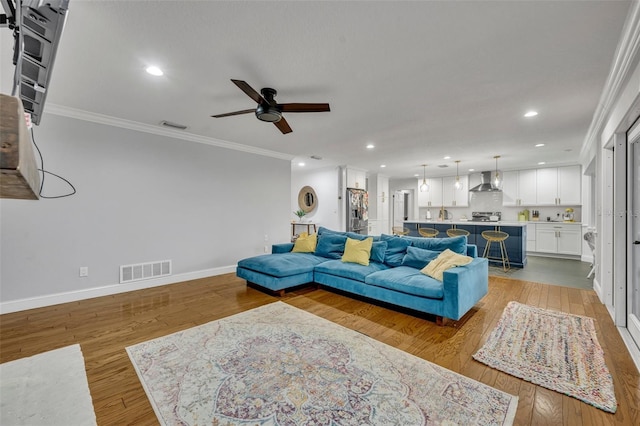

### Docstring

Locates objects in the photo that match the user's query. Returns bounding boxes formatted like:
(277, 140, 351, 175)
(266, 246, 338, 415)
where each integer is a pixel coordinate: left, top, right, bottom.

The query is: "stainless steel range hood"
(469, 171, 502, 192)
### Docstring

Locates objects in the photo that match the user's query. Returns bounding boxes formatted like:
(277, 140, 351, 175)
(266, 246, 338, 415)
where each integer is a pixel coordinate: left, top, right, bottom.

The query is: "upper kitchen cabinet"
(502, 169, 536, 206)
(442, 175, 469, 207)
(345, 167, 367, 190)
(536, 166, 581, 206)
(417, 178, 443, 207)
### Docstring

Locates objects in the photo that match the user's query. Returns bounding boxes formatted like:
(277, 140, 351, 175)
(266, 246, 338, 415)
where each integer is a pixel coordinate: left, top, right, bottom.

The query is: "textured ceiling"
(0, 1, 632, 178)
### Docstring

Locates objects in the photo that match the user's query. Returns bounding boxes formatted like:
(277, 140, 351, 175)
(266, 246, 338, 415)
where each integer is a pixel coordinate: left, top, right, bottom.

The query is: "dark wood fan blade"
(231, 79, 266, 104)
(211, 108, 255, 118)
(279, 103, 330, 113)
(274, 116, 292, 134)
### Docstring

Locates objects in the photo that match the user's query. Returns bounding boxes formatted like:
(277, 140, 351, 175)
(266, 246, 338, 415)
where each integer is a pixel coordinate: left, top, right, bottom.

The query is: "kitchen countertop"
(404, 220, 582, 227)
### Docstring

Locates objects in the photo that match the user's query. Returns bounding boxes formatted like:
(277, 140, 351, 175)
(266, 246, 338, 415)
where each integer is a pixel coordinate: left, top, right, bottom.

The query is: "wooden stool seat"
(392, 226, 410, 236)
(418, 227, 439, 238)
(446, 228, 470, 237)
(481, 230, 510, 271)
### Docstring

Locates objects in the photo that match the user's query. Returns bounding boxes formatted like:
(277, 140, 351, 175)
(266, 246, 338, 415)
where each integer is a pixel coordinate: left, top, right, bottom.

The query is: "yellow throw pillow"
(292, 233, 317, 253)
(342, 237, 373, 266)
(421, 249, 473, 281)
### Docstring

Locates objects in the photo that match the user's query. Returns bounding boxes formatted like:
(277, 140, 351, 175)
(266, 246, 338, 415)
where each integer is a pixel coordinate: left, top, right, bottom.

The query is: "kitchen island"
(403, 220, 527, 268)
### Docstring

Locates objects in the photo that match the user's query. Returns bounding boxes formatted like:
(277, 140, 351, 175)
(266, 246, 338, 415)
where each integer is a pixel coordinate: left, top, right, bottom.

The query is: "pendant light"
(493, 155, 501, 187)
(419, 164, 429, 192)
(454, 160, 462, 190)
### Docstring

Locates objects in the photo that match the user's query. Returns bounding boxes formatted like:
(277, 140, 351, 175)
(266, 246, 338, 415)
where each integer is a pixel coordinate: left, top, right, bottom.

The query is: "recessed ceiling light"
(524, 110, 538, 118)
(443, 156, 451, 160)
(298, 162, 306, 166)
(538, 161, 546, 165)
(146, 65, 164, 76)
(414, 174, 420, 177)
(468, 168, 475, 172)
(535, 143, 545, 147)
(380, 164, 386, 168)
(366, 144, 375, 149)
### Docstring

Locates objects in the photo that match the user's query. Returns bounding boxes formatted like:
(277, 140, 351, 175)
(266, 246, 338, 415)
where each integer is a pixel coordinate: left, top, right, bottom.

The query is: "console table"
(291, 222, 317, 241)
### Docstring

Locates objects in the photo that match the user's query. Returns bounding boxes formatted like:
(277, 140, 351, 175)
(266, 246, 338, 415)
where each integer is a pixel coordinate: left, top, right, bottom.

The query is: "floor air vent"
(120, 260, 171, 284)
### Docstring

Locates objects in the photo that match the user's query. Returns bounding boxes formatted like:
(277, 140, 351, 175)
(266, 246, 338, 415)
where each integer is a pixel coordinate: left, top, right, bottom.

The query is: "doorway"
(628, 130, 640, 349)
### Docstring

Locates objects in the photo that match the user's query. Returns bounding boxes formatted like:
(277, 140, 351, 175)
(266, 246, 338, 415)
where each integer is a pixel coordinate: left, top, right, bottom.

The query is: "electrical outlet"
(79, 266, 89, 277)
(264, 245, 269, 253)
(264, 234, 269, 241)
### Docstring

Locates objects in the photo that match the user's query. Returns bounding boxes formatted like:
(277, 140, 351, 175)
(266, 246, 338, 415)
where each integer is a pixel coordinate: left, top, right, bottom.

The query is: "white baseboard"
(594, 278, 603, 302)
(617, 327, 640, 374)
(0, 265, 237, 314)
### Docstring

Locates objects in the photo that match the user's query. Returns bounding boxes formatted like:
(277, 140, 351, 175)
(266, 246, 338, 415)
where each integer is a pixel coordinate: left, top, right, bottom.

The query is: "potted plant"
(294, 209, 306, 222)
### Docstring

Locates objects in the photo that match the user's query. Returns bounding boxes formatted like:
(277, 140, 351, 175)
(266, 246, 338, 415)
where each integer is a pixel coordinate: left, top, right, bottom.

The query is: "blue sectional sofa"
(236, 227, 489, 323)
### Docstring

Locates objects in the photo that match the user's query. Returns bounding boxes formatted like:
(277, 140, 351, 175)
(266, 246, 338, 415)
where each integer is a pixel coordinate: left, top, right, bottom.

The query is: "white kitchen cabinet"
(502, 169, 537, 206)
(346, 167, 367, 190)
(536, 166, 581, 206)
(557, 166, 581, 205)
(535, 223, 581, 255)
(442, 175, 469, 207)
(526, 223, 536, 252)
(417, 177, 443, 207)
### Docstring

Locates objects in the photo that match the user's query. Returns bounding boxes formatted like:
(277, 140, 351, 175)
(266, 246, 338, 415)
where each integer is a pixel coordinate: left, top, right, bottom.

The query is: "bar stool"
(481, 230, 510, 271)
(418, 227, 439, 238)
(446, 228, 470, 238)
(392, 226, 410, 236)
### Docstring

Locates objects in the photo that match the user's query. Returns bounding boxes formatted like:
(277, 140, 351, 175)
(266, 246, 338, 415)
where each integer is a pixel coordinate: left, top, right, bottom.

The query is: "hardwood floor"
(1, 274, 638, 425)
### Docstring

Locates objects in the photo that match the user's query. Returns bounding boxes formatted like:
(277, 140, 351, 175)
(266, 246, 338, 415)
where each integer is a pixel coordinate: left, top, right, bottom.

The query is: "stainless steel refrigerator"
(346, 188, 368, 234)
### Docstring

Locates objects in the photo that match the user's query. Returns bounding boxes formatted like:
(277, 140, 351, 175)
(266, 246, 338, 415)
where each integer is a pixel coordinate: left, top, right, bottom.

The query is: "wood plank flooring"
(1, 274, 638, 425)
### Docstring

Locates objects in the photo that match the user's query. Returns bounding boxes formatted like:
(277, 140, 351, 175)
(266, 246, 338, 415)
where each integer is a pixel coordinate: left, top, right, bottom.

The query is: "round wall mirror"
(298, 186, 317, 213)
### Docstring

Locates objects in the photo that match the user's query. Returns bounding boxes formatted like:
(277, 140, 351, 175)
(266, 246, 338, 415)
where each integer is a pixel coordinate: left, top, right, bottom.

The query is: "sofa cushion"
(315, 233, 348, 259)
(401, 246, 440, 269)
(370, 241, 387, 264)
(421, 249, 473, 281)
(237, 253, 326, 278)
(342, 237, 373, 266)
(408, 235, 467, 255)
(365, 266, 444, 299)
(314, 259, 389, 282)
(292, 233, 317, 253)
(380, 234, 412, 267)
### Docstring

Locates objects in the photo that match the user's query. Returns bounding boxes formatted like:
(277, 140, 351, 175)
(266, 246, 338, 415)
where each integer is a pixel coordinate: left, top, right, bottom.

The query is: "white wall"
(291, 166, 341, 231)
(0, 115, 291, 312)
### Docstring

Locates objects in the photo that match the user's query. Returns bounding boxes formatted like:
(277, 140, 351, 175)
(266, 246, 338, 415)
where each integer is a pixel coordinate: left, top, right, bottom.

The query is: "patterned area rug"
(0, 344, 97, 425)
(473, 301, 617, 413)
(127, 302, 518, 425)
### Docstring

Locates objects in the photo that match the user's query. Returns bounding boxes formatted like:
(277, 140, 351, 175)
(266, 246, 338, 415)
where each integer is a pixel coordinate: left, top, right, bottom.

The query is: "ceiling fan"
(211, 79, 330, 134)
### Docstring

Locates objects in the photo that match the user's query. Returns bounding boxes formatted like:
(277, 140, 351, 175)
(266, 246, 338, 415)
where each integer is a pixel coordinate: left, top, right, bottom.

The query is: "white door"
(628, 135, 640, 349)
(393, 190, 405, 228)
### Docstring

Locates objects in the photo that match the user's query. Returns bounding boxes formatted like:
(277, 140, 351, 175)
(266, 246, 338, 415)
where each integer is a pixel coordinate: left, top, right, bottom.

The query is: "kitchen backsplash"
(418, 191, 582, 222)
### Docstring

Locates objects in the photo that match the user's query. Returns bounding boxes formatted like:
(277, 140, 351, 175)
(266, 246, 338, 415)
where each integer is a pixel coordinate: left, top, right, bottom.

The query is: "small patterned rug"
(473, 301, 616, 413)
(127, 302, 518, 425)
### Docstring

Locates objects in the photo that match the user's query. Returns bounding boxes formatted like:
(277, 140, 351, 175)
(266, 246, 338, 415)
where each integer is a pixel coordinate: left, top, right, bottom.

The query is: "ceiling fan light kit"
(212, 79, 330, 134)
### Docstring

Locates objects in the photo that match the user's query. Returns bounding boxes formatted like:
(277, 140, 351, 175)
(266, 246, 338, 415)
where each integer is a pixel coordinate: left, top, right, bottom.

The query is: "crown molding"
(581, 1, 640, 161)
(44, 104, 295, 161)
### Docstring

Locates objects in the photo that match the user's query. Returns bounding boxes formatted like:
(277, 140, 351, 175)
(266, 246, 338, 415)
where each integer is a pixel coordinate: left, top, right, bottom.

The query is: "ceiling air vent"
(160, 120, 188, 130)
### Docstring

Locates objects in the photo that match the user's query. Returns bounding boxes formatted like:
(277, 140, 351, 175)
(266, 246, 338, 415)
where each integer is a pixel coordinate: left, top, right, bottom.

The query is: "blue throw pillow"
(401, 246, 440, 269)
(369, 241, 388, 263)
(380, 234, 412, 267)
(346, 232, 369, 241)
(315, 233, 348, 259)
(318, 226, 345, 236)
(410, 235, 467, 255)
